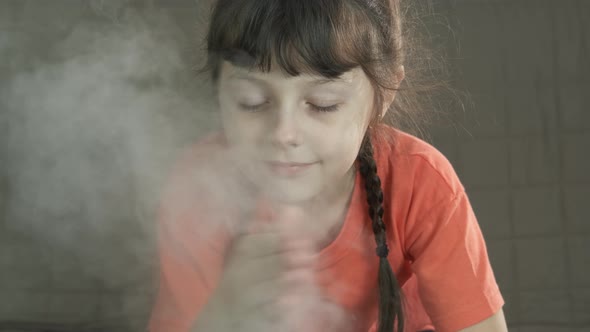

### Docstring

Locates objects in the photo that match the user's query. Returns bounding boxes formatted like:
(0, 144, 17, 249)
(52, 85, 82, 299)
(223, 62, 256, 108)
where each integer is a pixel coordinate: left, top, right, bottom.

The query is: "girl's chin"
(261, 180, 321, 205)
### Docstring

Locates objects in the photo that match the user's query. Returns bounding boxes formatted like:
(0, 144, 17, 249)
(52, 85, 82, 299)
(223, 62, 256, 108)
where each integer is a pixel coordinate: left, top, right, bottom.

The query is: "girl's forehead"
(220, 61, 360, 86)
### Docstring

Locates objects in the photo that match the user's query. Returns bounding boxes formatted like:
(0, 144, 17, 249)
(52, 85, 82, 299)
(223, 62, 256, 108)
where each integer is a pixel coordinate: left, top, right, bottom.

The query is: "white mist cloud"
(2, 4, 214, 240)
(1, 3, 215, 328)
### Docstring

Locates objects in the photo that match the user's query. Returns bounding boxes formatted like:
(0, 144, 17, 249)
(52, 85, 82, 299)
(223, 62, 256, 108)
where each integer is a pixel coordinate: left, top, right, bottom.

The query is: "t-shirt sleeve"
(405, 190, 504, 332)
(148, 210, 230, 332)
(148, 155, 232, 332)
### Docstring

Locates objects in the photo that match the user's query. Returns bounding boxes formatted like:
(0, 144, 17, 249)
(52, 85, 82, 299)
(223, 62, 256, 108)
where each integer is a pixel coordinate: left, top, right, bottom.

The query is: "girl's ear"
(381, 65, 405, 118)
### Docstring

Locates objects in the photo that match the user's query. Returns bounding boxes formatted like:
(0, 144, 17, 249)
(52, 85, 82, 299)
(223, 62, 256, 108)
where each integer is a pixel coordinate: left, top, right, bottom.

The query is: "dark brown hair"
(199, 1, 448, 331)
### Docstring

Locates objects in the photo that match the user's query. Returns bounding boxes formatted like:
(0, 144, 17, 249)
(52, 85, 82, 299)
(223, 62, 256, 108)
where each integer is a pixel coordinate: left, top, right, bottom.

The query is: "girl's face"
(217, 61, 376, 204)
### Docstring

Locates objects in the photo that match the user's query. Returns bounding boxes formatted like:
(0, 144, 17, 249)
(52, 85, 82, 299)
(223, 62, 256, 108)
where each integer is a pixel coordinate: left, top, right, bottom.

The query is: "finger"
(274, 205, 306, 232)
(283, 249, 316, 269)
(230, 231, 284, 258)
(282, 235, 316, 251)
(281, 268, 316, 289)
(272, 205, 323, 251)
(224, 249, 285, 285)
(231, 278, 283, 323)
(243, 277, 282, 306)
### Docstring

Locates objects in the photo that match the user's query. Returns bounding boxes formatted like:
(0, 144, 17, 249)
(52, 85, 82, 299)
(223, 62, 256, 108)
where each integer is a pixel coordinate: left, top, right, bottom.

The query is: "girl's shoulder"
(372, 125, 464, 198)
(159, 131, 248, 230)
(173, 131, 227, 168)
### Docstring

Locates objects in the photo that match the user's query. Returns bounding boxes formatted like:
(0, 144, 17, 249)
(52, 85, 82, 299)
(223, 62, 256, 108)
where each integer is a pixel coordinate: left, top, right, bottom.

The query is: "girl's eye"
(308, 103, 340, 112)
(238, 102, 267, 112)
(238, 102, 340, 112)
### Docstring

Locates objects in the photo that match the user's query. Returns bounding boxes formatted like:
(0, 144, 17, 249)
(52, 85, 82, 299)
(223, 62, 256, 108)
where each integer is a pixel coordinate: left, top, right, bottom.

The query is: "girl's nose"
(271, 108, 302, 148)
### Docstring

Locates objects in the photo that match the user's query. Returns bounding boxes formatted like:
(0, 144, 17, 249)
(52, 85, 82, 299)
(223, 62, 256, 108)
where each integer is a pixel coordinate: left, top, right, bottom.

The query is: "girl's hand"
(192, 205, 313, 332)
(193, 205, 349, 332)
(193, 221, 285, 331)
(275, 206, 351, 332)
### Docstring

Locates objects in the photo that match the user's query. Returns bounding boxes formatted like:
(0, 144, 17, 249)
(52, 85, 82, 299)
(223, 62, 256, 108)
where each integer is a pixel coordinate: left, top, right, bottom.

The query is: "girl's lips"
(266, 161, 317, 176)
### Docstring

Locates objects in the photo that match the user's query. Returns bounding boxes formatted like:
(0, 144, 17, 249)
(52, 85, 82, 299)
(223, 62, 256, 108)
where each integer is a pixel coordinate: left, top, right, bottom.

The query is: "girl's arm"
(148, 210, 230, 332)
(148, 147, 233, 332)
(458, 309, 508, 332)
(405, 189, 506, 332)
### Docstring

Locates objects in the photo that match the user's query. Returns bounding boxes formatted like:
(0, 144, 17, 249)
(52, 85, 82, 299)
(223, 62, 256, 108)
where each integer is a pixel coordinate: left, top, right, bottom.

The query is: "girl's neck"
(310, 166, 356, 214)
(296, 166, 357, 248)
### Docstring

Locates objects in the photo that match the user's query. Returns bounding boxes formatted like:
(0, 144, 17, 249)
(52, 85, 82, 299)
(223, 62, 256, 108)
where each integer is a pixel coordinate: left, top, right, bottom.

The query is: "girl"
(149, 0, 507, 331)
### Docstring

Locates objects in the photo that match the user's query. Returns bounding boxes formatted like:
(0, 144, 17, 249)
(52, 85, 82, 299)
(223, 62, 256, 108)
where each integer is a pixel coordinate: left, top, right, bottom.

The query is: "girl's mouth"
(265, 161, 318, 177)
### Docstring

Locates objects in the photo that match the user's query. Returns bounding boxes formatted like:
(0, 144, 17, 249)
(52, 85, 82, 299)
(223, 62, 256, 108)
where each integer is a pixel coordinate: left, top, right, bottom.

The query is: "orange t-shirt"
(148, 126, 504, 332)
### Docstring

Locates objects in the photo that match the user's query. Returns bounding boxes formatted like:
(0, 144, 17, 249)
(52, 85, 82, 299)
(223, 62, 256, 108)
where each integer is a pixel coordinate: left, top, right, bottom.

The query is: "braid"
(358, 135, 404, 332)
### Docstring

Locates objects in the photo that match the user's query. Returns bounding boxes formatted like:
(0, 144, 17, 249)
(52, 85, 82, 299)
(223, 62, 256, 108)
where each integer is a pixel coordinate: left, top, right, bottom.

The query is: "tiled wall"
(0, 0, 588, 331)
(431, 1, 590, 330)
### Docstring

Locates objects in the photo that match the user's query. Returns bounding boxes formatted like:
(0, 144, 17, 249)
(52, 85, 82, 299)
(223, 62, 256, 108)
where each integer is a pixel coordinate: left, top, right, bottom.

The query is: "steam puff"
(0, 4, 219, 329)
(2, 7, 214, 240)
(0, 12, 219, 323)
